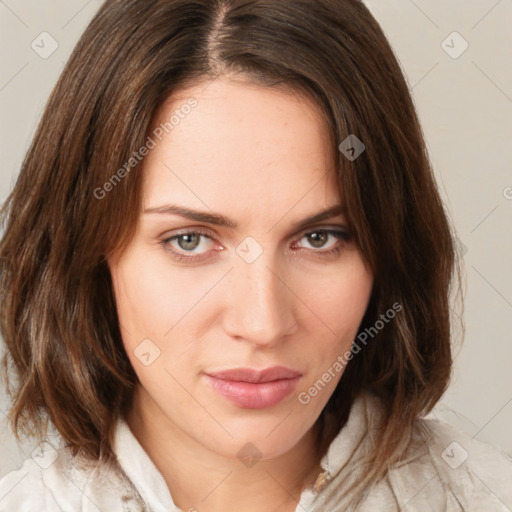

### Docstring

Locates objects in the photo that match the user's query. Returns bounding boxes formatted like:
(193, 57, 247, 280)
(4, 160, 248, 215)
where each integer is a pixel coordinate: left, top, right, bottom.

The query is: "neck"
(126, 388, 323, 512)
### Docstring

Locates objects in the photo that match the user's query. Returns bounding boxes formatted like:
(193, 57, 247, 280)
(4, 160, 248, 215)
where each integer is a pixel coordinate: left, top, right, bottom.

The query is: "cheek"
(110, 254, 198, 403)
(110, 248, 203, 341)
(294, 260, 372, 410)
(109, 246, 224, 388)
(296, 256, 373, 379)
(301, 257, 373, 344)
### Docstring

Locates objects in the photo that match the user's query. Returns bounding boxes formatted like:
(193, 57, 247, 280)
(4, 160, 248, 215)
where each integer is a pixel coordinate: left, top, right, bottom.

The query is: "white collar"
(113, 419, 178, 511)
(112, 393, 375, 511)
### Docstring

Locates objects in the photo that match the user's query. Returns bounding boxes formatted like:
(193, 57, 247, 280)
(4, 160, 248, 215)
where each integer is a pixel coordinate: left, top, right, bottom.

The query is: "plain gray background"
(1, 0, 511, 479)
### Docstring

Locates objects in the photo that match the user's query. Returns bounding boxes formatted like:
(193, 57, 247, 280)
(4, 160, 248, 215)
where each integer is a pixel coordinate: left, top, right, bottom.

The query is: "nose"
(222, 254, 298, 348)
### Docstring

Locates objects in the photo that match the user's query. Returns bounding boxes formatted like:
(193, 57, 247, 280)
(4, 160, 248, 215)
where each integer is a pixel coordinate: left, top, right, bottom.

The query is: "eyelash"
(160, 228, 351, 263)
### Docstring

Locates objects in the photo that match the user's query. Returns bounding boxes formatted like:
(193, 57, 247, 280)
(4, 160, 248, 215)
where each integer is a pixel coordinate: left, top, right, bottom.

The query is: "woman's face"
(109, 77, 373, 460)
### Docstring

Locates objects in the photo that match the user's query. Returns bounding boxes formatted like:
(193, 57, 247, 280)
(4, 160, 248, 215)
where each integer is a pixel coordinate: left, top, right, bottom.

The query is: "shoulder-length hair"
(0, 0, 461, 499)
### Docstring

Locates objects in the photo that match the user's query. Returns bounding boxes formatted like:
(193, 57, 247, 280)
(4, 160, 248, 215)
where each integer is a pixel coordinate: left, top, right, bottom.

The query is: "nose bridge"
(224, 248, 297, 345)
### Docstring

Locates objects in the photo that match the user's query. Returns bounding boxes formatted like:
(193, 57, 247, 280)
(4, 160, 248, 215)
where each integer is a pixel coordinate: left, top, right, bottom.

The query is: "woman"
(0, 0, 510, 510)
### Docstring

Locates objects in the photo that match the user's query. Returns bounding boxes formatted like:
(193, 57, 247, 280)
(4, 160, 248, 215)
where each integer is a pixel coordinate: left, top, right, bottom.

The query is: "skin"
(108, 75, 374, 512)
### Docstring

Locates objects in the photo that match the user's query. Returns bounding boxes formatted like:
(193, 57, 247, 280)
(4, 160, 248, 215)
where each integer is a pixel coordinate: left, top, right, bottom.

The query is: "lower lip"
(205, 375, 301, 409)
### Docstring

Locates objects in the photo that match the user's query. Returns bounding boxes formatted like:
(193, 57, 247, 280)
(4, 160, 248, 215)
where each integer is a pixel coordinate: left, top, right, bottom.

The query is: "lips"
(206, 366, 302, 383)
(204, 366, 303, 409)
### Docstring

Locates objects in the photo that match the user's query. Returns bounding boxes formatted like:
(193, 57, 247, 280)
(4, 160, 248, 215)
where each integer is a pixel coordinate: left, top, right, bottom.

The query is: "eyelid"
(162, 229, 220, 249)
(160, 227, 218, 244)
(299, 223, 349, 234)
(160, 225, 350, 263)
(294, 224, 351, 242)
(293, 227, 351, 248)
(160, 223, 349, 244)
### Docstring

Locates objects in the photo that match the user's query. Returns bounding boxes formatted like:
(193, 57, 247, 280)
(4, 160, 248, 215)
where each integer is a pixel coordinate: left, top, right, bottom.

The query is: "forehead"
(141, 77, 341, 227)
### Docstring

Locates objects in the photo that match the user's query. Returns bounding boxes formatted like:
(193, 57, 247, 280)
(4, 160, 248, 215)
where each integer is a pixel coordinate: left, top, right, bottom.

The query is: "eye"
(161, 230, 219, 262)
(291, 229, 350, 255)
(160, 227, 351, 263)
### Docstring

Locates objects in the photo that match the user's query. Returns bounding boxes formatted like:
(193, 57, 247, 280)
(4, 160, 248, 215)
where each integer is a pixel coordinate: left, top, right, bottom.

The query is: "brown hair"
(0, 0, 461, 503)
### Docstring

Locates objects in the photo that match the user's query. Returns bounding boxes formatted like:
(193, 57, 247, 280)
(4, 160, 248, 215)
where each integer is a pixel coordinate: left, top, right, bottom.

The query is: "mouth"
(204, 366, 303, 409)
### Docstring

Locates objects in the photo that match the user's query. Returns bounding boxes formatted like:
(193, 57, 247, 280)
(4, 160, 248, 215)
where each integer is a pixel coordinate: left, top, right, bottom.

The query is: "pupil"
(179, 234, 200, 251)
(309, 232, 327, 248)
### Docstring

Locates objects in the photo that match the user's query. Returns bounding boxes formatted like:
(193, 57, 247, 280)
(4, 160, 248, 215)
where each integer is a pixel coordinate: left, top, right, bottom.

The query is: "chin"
(211, 421, 310, 461)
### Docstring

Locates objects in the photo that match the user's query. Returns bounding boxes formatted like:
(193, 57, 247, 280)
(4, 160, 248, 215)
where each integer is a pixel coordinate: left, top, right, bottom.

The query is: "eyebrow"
(143, 203, 346, 232)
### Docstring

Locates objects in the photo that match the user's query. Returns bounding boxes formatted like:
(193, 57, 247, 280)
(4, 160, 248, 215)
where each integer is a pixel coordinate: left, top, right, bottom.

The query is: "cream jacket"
(1, 392, 511, 511)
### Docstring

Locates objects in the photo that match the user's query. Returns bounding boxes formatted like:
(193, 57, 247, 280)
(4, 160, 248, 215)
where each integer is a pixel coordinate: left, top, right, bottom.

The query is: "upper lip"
(205, 366, 302, 383)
